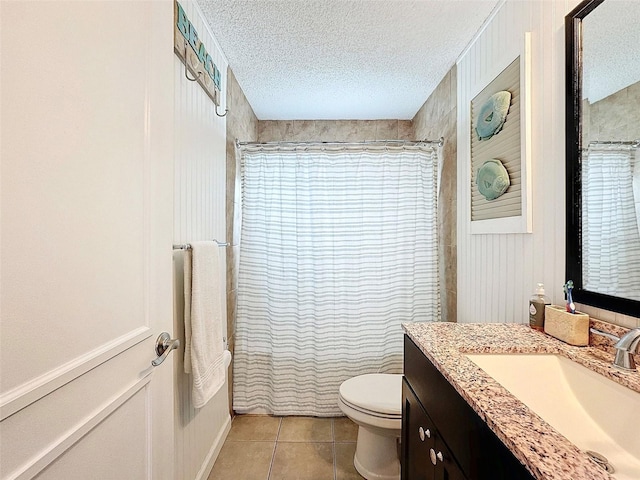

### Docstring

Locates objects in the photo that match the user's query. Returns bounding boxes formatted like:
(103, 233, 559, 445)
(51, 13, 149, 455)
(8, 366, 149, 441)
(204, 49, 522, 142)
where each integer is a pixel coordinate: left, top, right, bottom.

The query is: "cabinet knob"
(437, 451, 444, 462)
(430, 448, 437, 465)
(418, 426, 431, 441)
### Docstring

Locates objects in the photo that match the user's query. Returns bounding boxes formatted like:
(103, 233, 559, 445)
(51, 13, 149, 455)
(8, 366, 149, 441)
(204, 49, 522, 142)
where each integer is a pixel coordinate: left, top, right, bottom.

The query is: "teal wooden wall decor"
(174, 1, 222, 104)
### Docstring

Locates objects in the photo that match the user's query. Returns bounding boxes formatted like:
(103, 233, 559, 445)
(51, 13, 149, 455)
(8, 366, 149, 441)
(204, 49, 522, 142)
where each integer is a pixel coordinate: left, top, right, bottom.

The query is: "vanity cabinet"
(403, 379, 466, 480)
(402, 335, 534, 480)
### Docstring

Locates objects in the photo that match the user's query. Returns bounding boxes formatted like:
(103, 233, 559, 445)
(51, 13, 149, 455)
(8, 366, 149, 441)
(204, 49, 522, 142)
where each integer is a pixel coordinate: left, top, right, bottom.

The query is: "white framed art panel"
(469, 32, 532, 234)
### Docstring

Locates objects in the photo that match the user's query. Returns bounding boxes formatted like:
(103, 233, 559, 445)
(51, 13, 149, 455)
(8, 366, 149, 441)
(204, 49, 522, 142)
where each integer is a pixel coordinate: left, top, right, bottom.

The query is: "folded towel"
(183, 241, 225, 408)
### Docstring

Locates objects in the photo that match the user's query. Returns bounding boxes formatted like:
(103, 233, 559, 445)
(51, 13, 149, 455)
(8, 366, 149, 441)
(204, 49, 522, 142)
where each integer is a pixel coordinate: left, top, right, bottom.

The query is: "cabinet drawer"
(404, 335, 533, 480)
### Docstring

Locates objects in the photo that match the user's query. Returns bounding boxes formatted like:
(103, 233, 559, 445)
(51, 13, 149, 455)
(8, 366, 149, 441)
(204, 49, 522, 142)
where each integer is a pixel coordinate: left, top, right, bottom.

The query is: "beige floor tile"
(270, 442, 334, 480)
(278, 416, 333, 442)
(226, 415, 281, 442)
(335, 443, 364, 480)
(208, 441, 274, 480)
(333, 417, 358, 442)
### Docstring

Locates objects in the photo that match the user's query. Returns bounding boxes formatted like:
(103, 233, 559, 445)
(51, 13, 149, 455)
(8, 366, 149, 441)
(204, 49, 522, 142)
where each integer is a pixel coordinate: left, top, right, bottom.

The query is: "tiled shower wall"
(257, 119, 412, 142)
(412, 66, 458, 323)
(584, 81, 640, 143)
(225, 68, 258, 412)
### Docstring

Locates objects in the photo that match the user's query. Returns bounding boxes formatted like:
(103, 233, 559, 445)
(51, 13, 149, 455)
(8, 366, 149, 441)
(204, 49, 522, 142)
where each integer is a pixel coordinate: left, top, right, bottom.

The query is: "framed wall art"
(469, 32, 532, 234)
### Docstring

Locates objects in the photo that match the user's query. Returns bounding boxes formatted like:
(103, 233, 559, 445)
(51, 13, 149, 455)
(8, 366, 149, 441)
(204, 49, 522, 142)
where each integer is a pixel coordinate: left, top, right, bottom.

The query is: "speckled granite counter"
(402, 322, 640, 480)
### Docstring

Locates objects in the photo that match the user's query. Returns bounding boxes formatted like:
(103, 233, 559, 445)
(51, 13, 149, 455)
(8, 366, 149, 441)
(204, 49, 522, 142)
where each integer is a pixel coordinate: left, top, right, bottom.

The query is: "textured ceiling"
(582, 0, 640, 103)
(199, 0, 500, 120)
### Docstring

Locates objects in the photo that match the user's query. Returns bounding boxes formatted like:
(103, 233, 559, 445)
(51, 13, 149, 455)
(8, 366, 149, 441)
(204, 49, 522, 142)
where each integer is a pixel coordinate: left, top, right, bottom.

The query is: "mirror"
(566, 0, 640, 317)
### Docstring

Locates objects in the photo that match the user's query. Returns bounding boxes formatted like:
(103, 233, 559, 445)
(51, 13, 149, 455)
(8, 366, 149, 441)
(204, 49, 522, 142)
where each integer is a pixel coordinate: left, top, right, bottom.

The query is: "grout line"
(266, 417, 282, 480)
(331, 417, 335, 443)
(276, 416, 283, 442)
(332, 418, 337, 480)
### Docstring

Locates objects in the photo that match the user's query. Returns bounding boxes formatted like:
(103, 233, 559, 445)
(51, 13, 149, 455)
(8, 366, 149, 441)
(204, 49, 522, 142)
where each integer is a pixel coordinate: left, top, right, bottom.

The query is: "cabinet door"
(402, 379, 436, 480)
(434, 436, 467, 480)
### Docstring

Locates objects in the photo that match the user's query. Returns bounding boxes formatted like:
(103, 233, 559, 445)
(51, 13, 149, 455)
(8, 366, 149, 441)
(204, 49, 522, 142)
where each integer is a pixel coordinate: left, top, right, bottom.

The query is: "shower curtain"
(583, 145, 640, 300)
(233, 143, 439, 416)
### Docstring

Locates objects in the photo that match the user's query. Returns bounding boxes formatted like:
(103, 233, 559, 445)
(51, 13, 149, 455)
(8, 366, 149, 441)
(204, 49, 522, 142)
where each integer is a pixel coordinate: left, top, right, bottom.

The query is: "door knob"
(151, 332, 180, 367)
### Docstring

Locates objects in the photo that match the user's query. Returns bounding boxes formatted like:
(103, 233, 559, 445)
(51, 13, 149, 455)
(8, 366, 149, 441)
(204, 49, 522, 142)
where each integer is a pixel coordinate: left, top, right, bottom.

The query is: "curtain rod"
(236, 137, 444, 148)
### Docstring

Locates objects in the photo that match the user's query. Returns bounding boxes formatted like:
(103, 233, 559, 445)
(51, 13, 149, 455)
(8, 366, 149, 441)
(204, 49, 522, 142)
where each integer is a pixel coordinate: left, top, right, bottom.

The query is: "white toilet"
(338, 373, 403, 480)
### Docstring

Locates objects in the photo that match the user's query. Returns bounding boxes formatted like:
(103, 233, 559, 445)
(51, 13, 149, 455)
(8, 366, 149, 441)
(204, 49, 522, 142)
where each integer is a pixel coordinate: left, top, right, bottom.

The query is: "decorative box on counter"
(544, 305, 589, 346)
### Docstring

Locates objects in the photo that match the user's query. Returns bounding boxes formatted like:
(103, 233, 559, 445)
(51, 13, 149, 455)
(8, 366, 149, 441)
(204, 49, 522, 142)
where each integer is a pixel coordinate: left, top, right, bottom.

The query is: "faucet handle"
(612, 328, 640, 372)
(614, 327, 640, 352)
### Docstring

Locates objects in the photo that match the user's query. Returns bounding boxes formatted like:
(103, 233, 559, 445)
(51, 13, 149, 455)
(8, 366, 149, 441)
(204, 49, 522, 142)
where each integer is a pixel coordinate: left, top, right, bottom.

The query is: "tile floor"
(209, 415, 364, 480)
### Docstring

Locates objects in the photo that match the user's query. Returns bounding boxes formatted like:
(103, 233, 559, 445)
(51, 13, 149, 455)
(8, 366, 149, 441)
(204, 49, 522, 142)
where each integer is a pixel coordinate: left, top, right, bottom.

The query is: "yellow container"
(544, 305, 589, 346)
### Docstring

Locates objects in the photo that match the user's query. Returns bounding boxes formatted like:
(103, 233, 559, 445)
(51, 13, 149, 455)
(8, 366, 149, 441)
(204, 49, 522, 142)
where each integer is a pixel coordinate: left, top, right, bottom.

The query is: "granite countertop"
(402, 322, 640, 480)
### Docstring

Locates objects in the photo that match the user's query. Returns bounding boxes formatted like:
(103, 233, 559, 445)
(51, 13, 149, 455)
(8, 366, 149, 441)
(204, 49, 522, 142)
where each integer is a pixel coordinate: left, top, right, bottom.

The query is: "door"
(1, 1, 175, 479)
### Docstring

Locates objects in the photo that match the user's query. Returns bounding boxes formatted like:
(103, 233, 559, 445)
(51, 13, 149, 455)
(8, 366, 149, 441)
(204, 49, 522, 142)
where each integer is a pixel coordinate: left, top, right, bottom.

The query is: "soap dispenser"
(529, 283, 551, 331)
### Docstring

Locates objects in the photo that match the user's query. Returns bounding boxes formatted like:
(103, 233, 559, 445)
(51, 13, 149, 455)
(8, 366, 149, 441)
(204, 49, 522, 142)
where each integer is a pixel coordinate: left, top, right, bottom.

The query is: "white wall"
(172, 1, 230, 479)
(457, 0, 578, 323)
(457, 0, 640, 328)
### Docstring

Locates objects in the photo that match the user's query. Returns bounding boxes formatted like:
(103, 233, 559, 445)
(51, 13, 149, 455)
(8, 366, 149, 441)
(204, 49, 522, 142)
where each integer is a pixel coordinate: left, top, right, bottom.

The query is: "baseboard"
(195, 413, 232, 480)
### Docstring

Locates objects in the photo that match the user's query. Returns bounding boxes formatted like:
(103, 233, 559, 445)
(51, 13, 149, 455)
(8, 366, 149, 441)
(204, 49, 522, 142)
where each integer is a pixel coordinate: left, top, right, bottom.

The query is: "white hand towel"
(183, 241, 225, 408)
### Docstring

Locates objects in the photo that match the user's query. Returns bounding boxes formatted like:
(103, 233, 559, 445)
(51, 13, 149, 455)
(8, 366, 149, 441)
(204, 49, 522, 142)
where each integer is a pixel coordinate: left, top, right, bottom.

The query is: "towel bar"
(172, 240, 229, 250)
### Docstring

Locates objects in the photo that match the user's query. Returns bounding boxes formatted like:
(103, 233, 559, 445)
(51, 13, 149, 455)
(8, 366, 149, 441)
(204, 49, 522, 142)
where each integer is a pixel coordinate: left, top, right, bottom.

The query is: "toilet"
(338, 373, 403, 480)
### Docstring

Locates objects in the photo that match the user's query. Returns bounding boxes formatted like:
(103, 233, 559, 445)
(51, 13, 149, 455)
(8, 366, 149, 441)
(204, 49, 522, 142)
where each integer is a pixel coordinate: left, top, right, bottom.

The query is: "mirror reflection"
(580, 1, 640, 301)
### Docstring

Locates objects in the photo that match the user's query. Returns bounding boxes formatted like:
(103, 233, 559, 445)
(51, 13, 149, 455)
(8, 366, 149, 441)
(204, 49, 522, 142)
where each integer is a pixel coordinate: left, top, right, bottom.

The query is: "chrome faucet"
(590, 327, 640, 371)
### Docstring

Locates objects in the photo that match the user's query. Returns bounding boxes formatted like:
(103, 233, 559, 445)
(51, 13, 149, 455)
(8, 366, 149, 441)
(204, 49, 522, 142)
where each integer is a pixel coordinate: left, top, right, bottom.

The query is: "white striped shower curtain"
(233, 144, 440, 416)
(583, 145, 640, 301)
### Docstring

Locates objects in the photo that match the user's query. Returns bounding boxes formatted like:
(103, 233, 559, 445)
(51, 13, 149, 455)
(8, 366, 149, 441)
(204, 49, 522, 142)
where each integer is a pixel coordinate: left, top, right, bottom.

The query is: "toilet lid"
(339, 374, 402, 416)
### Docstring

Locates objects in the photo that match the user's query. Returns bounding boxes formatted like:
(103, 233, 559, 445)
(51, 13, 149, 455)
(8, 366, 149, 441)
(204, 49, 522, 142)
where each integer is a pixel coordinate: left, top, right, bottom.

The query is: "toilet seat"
(339, 397, 402, 420)
(338, 373, 402, 418)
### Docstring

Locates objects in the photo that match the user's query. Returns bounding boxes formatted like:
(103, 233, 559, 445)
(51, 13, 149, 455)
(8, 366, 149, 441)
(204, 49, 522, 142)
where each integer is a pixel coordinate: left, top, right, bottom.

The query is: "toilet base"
(352, 425, 400, 480)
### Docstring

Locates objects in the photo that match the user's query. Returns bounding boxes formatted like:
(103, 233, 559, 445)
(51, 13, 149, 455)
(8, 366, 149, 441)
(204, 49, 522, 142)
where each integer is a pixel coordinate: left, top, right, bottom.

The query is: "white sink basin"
(466, 354, 640, 480)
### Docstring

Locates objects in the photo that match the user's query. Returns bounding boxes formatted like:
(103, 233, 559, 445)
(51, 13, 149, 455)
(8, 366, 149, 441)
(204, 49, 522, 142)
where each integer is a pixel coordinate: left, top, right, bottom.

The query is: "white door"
(0, 1, 175, 479)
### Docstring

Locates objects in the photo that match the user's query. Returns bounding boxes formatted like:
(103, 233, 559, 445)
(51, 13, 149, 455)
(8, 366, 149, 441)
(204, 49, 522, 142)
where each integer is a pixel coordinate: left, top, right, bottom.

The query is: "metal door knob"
(151, 332, 180, 366)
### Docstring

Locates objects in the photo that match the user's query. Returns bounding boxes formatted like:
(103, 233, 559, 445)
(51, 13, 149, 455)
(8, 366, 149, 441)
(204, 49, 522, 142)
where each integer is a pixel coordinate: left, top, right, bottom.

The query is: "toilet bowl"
(338, 373, 402, 480)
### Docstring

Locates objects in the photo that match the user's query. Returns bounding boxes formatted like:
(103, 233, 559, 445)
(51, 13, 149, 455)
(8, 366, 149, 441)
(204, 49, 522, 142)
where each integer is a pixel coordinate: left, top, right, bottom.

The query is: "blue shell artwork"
(475, 91, 511, 140)
(476, 159, 510, 201)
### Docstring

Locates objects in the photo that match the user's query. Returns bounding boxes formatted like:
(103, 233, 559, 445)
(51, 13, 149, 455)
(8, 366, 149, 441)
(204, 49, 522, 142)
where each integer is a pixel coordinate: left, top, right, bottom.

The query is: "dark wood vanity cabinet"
(402, 335, 534, 480)
(403, 379, 466, 480)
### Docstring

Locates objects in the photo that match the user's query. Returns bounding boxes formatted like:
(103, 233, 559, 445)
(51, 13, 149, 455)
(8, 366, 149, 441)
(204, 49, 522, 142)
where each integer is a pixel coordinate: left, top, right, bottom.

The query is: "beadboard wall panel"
(457, 0, 577, 324)
(172, 1, 230, 479)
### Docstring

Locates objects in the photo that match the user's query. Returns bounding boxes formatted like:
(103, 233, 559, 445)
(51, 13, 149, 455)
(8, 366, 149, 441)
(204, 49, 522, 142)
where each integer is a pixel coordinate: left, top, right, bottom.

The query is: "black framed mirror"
(566, 0, 640, 318)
